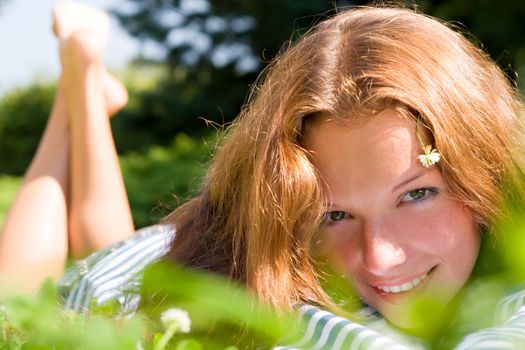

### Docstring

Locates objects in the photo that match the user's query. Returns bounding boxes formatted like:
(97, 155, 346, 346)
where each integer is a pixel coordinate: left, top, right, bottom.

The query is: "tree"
(415, 0, 525, 88)
(109, 0, 335, 150)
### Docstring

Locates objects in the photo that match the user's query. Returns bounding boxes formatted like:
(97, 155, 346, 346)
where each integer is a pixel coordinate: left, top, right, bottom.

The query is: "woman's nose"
(361, 223, 406, 275)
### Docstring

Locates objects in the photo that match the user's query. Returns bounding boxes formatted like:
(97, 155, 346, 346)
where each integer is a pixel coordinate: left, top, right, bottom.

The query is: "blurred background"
(1, 0, 524, 228)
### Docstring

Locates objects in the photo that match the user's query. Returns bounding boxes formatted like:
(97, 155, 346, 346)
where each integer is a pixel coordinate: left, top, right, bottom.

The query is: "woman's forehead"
(302, 104, 415, 132)
(302, 108, 416, 148)
(303, 109, 422, 189)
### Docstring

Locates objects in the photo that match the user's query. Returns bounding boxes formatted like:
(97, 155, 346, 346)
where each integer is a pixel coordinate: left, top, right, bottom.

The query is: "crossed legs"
(0, 2, 134, 291)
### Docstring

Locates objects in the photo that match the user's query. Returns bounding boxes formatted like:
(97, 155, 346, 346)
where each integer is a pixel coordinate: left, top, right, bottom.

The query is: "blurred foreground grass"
(0, 262, 304, 349)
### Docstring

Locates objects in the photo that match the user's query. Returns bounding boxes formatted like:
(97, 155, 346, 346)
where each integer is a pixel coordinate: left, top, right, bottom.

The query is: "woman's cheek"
(318, 225, 360, 271)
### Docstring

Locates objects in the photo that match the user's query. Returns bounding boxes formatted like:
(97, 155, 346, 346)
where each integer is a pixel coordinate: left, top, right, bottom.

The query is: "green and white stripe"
(59, 224, 174, 314)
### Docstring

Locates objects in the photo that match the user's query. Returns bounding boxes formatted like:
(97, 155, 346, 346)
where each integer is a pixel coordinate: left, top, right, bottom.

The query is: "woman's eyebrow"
(392, 171, 426, 193)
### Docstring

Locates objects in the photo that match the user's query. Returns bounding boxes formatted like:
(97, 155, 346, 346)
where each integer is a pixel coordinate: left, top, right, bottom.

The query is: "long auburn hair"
(163, 6, 525, 311)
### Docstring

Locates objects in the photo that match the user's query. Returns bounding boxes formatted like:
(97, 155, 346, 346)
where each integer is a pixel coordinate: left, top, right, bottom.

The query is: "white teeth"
(376, 272, 429, 294)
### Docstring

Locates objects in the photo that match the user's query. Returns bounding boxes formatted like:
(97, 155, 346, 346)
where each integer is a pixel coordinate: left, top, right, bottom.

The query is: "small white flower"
(418, 145, 441, 168)
(160, 308, 191, 333)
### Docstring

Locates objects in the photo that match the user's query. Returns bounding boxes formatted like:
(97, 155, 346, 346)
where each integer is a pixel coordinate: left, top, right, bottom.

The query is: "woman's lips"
(370, 266, 437, 297)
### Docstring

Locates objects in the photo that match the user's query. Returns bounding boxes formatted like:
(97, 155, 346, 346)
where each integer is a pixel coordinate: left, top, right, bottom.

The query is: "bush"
(0, 84, 54, 175)
(0, 68, 221, 177)
(120, 132, 216, 227)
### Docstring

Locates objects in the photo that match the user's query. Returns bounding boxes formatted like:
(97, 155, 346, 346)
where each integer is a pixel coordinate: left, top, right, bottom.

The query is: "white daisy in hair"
(418, 145, 441, 168)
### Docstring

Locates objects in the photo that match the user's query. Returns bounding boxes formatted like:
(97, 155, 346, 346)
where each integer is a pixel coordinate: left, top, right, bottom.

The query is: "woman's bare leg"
(0, 87, 70, 291)
(53, 1, 134, 258)
(0, 3, 134, 290)
(0, 74, 131, 292)
(60, 28, 134, 259)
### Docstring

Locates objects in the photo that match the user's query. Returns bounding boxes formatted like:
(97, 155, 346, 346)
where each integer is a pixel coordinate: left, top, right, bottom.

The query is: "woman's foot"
(52, 0, 109, 45)
(103, 73, 128, 117)
(53, 1, 127, 116)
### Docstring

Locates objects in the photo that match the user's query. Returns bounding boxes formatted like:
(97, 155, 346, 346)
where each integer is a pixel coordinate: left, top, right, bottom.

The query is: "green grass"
(0, 175, 21, 228)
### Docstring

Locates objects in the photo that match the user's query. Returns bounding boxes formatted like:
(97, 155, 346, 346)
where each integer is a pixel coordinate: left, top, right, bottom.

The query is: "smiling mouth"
(373, 267, 436, 294)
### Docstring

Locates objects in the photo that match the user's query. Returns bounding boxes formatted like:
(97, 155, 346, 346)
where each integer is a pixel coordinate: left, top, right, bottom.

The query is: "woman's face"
(303, 109, 480, 328)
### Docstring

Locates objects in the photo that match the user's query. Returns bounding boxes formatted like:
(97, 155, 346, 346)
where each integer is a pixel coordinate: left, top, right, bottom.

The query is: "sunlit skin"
(303, 109, 481, 329)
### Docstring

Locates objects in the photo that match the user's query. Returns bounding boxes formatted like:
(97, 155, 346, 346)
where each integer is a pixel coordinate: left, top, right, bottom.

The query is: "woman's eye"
(400, 188, 438, 203)
(325, 211, 349, 223)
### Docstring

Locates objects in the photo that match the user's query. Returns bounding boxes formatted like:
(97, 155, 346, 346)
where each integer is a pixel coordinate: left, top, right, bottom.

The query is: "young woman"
(1, 2, 525, 348)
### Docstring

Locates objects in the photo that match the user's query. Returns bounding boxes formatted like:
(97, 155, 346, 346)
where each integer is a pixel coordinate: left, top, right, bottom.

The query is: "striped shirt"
(58, 224, 175, 315)
(58, 226, 525, 349)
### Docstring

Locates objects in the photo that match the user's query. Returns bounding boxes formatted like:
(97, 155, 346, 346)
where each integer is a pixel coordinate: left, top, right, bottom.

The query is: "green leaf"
(153, 332, 164, 348)
(175, 339, 202, 350)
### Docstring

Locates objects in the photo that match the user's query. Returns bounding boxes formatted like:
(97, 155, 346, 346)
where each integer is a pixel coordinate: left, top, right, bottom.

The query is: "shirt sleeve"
(57, 224, 175, 315)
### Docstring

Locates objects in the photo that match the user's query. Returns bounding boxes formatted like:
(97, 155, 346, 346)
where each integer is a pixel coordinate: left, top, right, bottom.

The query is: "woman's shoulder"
(58, 224, 176, 315)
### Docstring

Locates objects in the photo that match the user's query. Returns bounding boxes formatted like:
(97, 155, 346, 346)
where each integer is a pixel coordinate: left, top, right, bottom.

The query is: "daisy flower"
(418, 145, 441, 168)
